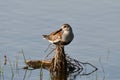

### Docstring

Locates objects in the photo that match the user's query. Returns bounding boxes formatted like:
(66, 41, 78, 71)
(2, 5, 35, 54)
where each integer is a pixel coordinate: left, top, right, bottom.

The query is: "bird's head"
(61, 24, 72, 31)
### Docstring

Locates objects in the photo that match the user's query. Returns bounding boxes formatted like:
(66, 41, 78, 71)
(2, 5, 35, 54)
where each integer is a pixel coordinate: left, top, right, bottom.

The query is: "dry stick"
(66, 56, 97, 75)
(50, 45, 67, 80)
(50, 45, 67, 72)
(80, 62, 98, 76)
(44, 43, 52, 52)
(23, 44, 97, 79)
(23, 69, 27, 80)
(4, 55, 7, 65)
(66, 58, 83, 76)
(44, 48, 56, 59)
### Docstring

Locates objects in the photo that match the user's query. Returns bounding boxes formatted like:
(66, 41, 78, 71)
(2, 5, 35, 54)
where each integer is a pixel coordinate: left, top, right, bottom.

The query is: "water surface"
(0, 0, 120, 80)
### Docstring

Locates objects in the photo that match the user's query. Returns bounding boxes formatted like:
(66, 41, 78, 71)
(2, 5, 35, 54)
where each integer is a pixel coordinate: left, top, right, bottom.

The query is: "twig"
(44, 48, 55, 59)
(44, 43, 52, 52)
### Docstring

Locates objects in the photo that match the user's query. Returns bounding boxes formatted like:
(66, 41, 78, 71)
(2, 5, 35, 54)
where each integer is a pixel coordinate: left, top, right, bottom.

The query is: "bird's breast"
(62, 31, 74, 42)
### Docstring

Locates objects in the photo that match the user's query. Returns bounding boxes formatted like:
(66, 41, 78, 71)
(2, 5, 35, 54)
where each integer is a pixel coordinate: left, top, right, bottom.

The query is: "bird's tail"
(42, 35, 49, 39)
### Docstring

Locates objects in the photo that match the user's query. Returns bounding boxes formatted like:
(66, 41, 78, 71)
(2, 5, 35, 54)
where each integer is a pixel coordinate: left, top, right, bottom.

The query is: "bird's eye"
(64, 26, 67, 28)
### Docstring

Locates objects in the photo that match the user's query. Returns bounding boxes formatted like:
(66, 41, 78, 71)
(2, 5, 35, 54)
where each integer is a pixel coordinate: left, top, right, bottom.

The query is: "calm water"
(0, 0, 120, 80)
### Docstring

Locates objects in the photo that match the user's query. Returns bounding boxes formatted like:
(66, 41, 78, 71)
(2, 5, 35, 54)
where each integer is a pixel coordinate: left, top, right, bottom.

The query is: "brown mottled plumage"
(43, 24, 74, 45)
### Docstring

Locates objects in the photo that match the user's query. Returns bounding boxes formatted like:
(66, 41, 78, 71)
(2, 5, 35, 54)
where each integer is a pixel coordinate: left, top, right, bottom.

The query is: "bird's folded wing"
(51, 29, 62, 35)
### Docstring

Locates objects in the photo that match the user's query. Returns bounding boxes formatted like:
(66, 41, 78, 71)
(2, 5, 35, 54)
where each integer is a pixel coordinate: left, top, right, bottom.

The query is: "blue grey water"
(0, 0, 120, 80)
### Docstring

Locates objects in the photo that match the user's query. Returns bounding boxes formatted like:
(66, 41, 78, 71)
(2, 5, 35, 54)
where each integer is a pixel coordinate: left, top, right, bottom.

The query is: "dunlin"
(43, 24, 74, 45)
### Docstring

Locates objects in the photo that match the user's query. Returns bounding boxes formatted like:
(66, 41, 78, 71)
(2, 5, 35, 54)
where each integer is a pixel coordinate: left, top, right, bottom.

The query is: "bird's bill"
(58, 28, 62, 31)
